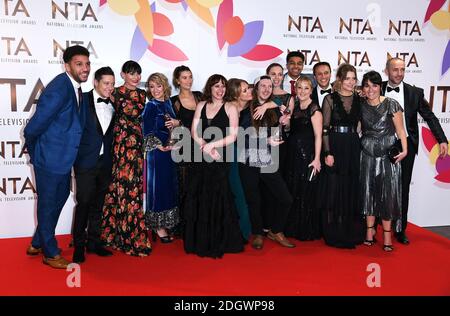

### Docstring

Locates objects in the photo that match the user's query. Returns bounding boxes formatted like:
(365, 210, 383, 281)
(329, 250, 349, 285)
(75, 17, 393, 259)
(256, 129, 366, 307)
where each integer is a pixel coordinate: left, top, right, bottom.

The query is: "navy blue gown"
(142, 98, 180, 230)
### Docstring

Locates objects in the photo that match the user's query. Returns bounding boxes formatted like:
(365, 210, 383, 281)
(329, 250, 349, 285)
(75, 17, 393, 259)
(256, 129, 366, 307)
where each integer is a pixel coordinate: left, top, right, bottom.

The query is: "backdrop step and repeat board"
(1, 0, 449, 238)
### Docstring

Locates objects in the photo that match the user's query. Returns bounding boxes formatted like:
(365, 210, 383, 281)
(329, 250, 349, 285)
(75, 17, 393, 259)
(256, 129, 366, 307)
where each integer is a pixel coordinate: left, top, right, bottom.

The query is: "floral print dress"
(101, 86, 152, 256)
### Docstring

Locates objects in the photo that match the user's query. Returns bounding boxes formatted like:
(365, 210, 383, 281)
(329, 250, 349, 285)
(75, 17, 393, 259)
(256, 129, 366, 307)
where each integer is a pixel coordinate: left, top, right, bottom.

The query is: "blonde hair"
(146, 72, 172, 100)
(295, 75, 313, 89)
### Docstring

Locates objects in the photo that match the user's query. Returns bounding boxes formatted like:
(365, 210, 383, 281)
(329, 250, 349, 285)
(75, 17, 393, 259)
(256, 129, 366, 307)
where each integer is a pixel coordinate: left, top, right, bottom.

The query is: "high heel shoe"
(152, 230, 174, 244)
(364, 225, 377, 246)
(383, 229, 394, 252)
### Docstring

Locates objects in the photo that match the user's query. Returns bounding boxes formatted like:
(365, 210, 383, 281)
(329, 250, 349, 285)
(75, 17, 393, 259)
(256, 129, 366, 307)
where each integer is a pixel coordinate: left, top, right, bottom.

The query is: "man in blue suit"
(24, 45, 91, 269)
(72, 67, 115, 263)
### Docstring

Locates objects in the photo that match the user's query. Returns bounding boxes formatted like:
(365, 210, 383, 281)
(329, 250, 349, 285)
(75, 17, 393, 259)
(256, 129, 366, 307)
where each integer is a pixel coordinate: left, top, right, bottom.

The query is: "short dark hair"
(94, 66, 115, 81)
(313, 62, 331, 75)
(63, 45, 89, 63)
(266, 63, 284, 75)
(202, 74, 227, 103)
(121, 60, 142, 74)
(286, 51, 305, 63)
(362, 70, 382, 87)
(385, 57, 404, 70)
(172, 65, 192, 89)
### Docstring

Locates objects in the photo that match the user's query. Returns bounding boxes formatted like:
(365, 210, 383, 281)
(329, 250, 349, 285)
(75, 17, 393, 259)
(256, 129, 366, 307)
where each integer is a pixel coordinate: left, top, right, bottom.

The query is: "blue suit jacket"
(24, 73, 86, 175)
(74, 90, 114, 171)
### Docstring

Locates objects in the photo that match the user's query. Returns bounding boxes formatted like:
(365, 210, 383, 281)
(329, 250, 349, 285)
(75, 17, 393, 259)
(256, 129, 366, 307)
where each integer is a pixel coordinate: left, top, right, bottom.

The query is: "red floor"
(1, 223, 449, 296)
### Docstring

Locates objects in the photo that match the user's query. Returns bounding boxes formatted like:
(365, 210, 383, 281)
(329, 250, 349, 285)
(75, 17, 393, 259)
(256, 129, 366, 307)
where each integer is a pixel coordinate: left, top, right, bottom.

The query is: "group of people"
(24, 46, 448, 268)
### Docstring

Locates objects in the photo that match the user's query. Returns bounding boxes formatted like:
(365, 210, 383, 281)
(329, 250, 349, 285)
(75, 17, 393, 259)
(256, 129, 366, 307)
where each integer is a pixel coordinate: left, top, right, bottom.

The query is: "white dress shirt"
(282, 74, 299, 93)
(385, 82, 408, 137)
(93, 89, 114, 155)
(316, 84, 332, 108)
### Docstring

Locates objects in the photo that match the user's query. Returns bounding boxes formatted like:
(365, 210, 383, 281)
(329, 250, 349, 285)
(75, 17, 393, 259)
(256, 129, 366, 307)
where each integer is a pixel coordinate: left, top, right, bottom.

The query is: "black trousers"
(239, 163, 293, 235)
(398, 137, 416, 234)
(73, 157, 111, 248)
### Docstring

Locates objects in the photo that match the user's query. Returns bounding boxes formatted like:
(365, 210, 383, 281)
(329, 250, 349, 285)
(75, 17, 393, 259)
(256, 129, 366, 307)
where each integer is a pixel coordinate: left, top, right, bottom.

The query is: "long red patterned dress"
(101, 85, 152, 256)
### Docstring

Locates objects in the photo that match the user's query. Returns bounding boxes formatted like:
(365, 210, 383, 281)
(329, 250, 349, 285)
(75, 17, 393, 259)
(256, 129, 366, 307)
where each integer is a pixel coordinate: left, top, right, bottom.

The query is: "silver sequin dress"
(360, 97, 403, 230)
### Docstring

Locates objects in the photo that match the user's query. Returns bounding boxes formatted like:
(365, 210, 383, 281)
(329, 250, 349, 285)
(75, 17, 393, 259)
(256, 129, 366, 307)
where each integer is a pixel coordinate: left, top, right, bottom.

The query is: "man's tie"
(290, 80, 296, 96)
(320, 88, 332, 95)
(97, 97, 111, 104)
(387, 86, 400, 93)
(77, 87, 83, 110)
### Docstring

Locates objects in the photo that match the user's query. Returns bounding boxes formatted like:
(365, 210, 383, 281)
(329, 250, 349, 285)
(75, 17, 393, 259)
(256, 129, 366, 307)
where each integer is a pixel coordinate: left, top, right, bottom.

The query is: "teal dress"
(229, 145, 251, 241)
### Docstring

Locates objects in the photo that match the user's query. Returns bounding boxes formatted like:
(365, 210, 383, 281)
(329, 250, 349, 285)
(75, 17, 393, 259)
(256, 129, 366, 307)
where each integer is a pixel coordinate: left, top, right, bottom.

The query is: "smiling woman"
(182, 74, 244, 258)
(359, 70, 408, 252)
(141, 72, 180, 243)
(100, 60, 152, 257)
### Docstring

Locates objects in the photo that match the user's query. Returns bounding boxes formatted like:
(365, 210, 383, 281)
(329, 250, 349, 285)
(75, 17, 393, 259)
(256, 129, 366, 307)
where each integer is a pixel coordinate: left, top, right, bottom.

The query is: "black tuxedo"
(73, 90, 115, 249)
(382, 81, 447, 233)
(311, 85, 333, 108)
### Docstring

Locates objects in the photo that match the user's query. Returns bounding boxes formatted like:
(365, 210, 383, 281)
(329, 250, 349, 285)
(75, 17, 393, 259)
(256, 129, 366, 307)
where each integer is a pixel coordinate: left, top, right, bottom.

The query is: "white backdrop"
(1, 0, 449, 238)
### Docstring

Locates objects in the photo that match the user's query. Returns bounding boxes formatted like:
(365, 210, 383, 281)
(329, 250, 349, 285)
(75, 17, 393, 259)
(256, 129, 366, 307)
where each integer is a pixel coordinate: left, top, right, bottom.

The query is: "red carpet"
(1, 223, 449, 296)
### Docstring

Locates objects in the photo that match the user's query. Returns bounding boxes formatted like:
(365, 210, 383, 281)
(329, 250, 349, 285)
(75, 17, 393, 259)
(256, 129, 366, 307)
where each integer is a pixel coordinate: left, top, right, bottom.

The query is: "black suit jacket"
(311, 87, 319, 107)
(382, 81, 447, 154)
(74, 90, 114, 171)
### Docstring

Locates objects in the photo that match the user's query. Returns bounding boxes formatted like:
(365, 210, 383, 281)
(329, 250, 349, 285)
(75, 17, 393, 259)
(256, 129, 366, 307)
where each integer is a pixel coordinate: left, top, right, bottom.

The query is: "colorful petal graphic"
(185, 0, 215, 27)
(242, 44, 283, 61)
(429, 144, 441, 165)
(195, 0, 223, 8)
(99, 0, 107, 6)
(424, 0, 446, 23)
(435, 169, 450, 183)
(442, 40, 450, 76)
(165, 0, 183, 2)
(153, 12, 174, 36)
(436, 155, 450, 174)
(223, 16, 244, 44)
(431, 10, 450, 30)
(130, 26, 148, 61)
(422, 126, 438, 152)
(181, 1, 188, 10)
(228, 21, 263, 57)
(217, 0, 233, 49)
(135, 0, 154, 45)
(148, 39, 188, 61)
(107, 0, 140, 15)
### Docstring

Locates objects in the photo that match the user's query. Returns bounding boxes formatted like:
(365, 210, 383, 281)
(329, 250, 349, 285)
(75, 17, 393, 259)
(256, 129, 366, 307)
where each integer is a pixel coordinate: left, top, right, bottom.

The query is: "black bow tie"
(97, 97, 110, 104)
(320, 88, 332, 95)
(387, 86, 400, 93)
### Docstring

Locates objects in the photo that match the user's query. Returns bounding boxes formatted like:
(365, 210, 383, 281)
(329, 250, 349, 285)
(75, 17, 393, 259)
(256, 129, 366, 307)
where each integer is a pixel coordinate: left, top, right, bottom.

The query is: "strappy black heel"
(383, 229, 394, 252)
(364, 225, 377, 246)
(152, 230, 174, 244)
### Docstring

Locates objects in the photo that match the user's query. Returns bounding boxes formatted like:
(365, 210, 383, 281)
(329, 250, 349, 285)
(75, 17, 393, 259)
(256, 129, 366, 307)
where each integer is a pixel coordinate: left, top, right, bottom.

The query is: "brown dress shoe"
(26, 245, 42, 256)
(43, 255, 71, 269)
(251, 235, 264, 250)
(267, 231, 296, 248)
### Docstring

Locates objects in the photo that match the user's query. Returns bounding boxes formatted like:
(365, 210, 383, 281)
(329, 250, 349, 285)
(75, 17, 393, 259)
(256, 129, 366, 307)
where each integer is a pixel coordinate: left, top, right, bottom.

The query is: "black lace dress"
(284, 101, 322, 240)
(318, 92, 365, 249)
(182, 103, 244, 258)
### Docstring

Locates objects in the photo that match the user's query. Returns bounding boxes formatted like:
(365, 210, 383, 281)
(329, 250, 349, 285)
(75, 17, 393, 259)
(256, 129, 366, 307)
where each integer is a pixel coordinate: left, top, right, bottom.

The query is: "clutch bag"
(387, 140, 402, 164)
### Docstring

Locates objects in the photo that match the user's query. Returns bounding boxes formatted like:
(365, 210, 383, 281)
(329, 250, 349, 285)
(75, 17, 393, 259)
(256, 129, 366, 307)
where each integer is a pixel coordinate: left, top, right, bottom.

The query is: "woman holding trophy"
(142, 73, 180, 243)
